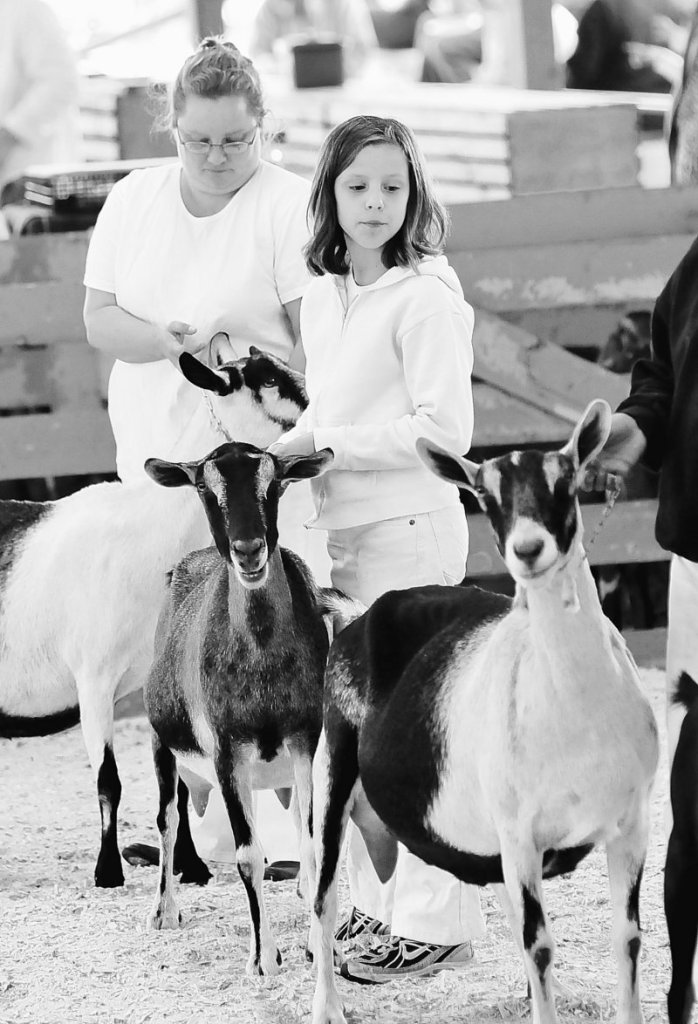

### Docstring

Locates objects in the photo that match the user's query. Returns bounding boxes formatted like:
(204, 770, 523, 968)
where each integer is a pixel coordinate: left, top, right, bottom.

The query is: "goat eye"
(261, 378, 278, 388)
(196, 481, 207, 492)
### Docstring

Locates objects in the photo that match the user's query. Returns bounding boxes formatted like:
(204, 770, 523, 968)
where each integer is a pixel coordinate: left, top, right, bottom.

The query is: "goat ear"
(210, 331, 236, 367)
(144, 457, 197, 488)
(561, 400, 612, 475)
(178, 351, 230, 395)
(416, 437, 480, 492)
(276, 448, 334, 482)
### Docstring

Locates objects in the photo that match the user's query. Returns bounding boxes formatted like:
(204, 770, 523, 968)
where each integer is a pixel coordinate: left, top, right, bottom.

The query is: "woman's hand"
(158, 321, 209, 364)
(268, 432, 316, 458)
(582, 413, 647, 495)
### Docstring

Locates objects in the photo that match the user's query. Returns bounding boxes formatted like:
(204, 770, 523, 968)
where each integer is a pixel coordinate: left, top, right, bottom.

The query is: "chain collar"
(204, 391, 235, 443)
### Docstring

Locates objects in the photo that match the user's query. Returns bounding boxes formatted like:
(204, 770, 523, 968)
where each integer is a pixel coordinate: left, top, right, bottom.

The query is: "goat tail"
(318, 587, 366, 639)
(672, 671, 698, 713)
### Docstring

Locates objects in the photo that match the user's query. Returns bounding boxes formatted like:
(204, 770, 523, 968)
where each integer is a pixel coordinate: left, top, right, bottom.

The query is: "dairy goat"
(310, 399, 659, 1024)
(142, 441, 353, 976)
(0, 346, 306, 888)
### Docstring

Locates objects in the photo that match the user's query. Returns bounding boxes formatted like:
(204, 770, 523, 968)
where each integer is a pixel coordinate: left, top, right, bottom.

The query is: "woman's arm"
(83, 288, 207, 365)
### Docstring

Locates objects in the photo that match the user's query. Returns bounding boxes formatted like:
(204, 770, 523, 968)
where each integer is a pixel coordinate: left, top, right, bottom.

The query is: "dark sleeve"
(616, 274, 675, 473)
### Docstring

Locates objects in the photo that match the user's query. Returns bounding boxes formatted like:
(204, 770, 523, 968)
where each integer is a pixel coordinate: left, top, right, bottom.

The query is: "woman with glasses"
(83, 36, 313, 484)
(83, 37, 329, 871)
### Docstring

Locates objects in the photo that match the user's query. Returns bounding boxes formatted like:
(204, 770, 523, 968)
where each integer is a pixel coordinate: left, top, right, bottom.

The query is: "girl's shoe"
(339, 937, 474, 984)
(334, 906, 390, 942)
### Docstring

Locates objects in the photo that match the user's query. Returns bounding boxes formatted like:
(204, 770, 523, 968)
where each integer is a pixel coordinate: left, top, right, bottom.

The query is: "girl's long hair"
(305, 115, 449, 276)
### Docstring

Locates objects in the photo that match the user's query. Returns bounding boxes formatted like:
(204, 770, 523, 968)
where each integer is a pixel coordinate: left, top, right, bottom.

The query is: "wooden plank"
(466, 499, 667, 576)
(507, 304, 652, 354)
(0, 283, 86, 347)
(0, 232, 89, 284)
(472, 310, 629, 422)
(0, 346, 103, 410)
(472, 383, 570, 448)
(450, 235, 693, 314)
(0, 411, 115, 478)
(508, 106, 638, 192)
(447, 185, 698, 249)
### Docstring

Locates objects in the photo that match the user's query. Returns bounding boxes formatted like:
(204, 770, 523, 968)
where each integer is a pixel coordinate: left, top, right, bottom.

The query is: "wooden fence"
(2, 183, 697, 572)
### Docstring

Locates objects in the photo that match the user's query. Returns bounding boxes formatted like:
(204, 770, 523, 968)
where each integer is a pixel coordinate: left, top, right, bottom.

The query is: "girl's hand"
(158, 321, 208, 363)
(268, 433, 316, 458)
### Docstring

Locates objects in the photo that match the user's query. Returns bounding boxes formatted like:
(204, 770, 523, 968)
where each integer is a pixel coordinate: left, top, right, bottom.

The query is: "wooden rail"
(2, 183, 697, 568)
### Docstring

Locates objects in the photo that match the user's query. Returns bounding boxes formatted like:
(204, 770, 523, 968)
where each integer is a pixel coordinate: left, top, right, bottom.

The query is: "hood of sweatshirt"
(335, 254, 465, 303)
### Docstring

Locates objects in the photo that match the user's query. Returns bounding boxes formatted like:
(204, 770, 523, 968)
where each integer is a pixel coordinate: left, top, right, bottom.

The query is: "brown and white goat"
(0, 347, 306, 888)
(143, 441, 349, 976)
(310, 400, 659, 1024)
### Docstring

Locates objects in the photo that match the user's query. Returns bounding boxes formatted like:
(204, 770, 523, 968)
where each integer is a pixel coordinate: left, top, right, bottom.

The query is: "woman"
(83, 36, 330, 864)
(83, 36, 313, 482)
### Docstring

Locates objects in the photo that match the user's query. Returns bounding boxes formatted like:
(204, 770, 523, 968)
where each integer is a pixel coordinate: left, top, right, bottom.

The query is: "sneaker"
(334, 907, 390, 943)
(340, 936, 474, 984)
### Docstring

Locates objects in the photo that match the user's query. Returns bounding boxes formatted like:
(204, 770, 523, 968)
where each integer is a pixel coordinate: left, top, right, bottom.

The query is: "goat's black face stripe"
(486, 452, 577, 555)
(241, 355, 308, 411)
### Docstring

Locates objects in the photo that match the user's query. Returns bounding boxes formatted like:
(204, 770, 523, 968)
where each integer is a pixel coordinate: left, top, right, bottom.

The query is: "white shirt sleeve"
(83, 179, 129, 293)
(314, 306, 475, 471)
(271, 181, 312, 306)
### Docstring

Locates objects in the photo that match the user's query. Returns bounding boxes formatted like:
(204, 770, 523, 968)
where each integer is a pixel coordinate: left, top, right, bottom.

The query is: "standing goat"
(310, 399, 659, 1024)
(0, 347, 306, 888)
(143, 441, 345, 976)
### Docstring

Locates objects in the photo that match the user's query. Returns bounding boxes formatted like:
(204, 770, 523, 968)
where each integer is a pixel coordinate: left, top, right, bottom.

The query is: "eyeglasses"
(176, 127, 258, 156)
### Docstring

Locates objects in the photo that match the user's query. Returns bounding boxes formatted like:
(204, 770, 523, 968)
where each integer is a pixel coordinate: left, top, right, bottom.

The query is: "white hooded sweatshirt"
(285, 254, 475, 530)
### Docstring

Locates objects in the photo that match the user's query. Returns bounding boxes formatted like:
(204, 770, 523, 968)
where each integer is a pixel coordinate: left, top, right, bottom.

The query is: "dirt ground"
(0, 631, 675, 1024)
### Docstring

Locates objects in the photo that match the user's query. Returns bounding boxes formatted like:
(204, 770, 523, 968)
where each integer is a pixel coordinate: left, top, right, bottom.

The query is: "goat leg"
(217, 752, 281, 977)
(311, 727, 360, 1024)
(146, 732, 181, 930)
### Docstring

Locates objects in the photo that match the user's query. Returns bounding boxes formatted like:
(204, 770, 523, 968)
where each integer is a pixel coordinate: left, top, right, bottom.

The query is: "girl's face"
(176, 94, 261, 200)
(334, 143, 410, 272)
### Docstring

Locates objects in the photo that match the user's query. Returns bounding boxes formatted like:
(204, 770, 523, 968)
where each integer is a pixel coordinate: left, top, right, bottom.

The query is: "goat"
(142, 441, 347, 976)
(310, 399, 659, 1024)
(0, 346, 306, 888)
(592, 312, 668, 630)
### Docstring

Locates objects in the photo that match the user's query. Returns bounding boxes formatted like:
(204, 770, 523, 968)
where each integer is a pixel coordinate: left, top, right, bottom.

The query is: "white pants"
(666, 554, 698, 771)
(327, 506, 486, 946)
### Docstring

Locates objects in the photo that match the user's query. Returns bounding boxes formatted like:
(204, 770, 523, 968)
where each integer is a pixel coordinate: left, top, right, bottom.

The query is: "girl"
(274, 114, 485, 984)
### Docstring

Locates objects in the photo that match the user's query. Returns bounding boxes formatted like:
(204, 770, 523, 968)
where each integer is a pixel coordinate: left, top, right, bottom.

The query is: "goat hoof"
(146, 905, 181, 931)
(94, 855, 125, 889)
(178, 858, 212, 886)
(247, 948, 282, 977)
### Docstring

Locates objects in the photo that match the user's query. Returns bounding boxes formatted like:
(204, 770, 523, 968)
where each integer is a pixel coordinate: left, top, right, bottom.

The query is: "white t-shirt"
(84, 160, 311, 481)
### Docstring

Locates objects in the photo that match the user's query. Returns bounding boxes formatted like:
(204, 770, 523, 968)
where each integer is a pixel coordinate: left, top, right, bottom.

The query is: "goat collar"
(204, 392, 234, 442)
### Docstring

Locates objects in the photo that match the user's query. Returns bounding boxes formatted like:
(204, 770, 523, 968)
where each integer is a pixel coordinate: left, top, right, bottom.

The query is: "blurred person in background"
(248, 0, 379, 77)
(414, 0, 579, 85)
(0, 0, 81, 238)
(566, 0, 683, 92)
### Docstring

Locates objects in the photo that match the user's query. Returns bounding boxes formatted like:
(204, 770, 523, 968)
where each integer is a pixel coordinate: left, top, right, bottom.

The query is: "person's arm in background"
(283, 297, 306, 371)
(0, 0, 78, 172)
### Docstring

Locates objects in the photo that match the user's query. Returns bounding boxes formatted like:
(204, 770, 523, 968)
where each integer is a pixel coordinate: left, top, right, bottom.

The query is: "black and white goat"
(310, 400, 659, 1024)
(0, 346, 306, 888)
(143, 440, 352, 976)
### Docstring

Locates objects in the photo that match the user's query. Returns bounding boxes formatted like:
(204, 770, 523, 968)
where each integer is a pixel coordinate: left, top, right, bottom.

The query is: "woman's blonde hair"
(155, 37, 266, 132)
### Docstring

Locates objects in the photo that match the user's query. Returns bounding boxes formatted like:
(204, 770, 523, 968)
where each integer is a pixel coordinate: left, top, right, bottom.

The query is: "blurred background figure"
(0, 0, 82, 210)
(566, 0, 685, 92)
(248, 0, 379, 78)
(414, 0, 579, 85)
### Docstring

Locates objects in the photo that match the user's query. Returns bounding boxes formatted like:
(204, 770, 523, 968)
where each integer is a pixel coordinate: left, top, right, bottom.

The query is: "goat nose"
(233, 539, 264, 560)
(513, 538, 544, 564)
